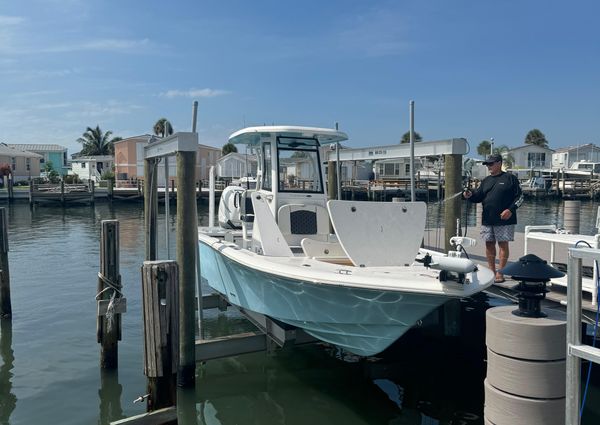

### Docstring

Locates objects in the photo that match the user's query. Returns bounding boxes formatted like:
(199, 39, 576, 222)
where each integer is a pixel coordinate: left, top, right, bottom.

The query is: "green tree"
(524, 129, 548, 147)
(222, 142, 238, 155)
(43, 161, 60, 183)
(477, 140, 491, 157)
(153, 118, 174, 137)
(400, 131, 422, 144)
(76, 125, 121, 155)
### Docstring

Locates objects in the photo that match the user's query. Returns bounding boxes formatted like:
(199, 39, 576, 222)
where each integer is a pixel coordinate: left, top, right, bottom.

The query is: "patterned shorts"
(480, 224, 515, 242)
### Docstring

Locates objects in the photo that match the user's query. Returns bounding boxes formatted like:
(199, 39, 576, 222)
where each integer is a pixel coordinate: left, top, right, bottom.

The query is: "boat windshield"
(277, 137, 323, 193)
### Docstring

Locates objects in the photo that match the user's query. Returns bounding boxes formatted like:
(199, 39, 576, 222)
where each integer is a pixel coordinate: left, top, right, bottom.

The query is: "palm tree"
(222, 142, 238, 155)
(400, 131, 422, 144)
(153, 118, 174, 137)
(524, 129, 549, 147)
(76, 125, 121, 155)
(477, 140, 491, 158)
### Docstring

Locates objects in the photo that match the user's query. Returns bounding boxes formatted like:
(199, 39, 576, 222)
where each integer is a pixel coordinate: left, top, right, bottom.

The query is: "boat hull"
(199, 241, 452, 356)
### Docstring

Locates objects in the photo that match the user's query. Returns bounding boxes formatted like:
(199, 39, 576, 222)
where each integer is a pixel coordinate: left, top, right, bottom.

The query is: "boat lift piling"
(143, 132, 199, 394)
(0, 208, 11, 318)
(97, 220, 125, 369)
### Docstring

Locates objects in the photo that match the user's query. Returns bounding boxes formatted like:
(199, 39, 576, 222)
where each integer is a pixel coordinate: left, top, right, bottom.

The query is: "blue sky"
(1, 0, 599, 156)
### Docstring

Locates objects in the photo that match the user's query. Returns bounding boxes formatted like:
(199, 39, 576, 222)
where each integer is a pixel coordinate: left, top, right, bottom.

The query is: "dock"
(424, 227, 600, 322)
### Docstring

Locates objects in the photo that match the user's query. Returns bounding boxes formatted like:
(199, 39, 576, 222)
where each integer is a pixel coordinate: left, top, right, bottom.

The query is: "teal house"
(8, 144, 69, 176)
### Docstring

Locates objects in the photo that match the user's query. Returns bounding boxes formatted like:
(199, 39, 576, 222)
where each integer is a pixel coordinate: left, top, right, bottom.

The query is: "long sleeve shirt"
(466, 172, 523, 226)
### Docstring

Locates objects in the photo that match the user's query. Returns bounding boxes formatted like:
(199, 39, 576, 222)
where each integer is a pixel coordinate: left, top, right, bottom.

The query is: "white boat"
(198, 126, 494, 356)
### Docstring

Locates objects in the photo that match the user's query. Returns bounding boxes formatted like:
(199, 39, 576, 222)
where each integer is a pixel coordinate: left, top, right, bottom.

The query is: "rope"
(96, 272, 123, 333)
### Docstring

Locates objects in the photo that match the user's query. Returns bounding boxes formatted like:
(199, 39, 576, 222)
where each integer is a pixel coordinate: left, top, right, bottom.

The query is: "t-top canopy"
(229, 126, 348, 146)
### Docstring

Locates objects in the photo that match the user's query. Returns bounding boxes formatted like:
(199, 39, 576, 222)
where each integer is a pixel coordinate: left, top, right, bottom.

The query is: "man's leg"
(485, 241, 497, 274)
(497, 241, 510, 277)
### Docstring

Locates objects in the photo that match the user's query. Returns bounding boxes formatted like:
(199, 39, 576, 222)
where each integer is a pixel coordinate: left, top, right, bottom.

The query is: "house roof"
(113, 134, 153, 145)
(0, 143, 43, 158)
(7, 143, 66, 152)
(508, 144, 554, 152)
(217, 152, 258, 163)
(553, 143, 598, 153)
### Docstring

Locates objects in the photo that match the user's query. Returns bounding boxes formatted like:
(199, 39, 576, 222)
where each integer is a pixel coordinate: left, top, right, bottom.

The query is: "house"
(551, 143, 600, 169)
(7, 143, 69, 175)
(70, 155, 114, 182)
(507, 145, 554, 169)
(216, 152, 258, 181)
(0, 144, 43, 181)
(113, 135, 222, 186)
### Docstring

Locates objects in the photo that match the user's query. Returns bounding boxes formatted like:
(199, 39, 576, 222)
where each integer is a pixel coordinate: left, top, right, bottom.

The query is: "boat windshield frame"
(276, 136, 324, 194)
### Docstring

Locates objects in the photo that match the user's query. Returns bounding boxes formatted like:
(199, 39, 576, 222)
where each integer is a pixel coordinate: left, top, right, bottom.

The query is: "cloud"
(43, 38, 152, 53)
(335, 7, 414, 57)
(0, 15, 25, 26)
(160, 88, 230, 99)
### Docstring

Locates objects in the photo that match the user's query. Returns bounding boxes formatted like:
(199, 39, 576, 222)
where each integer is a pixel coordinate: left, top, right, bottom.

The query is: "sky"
(1, 0, 599, 157)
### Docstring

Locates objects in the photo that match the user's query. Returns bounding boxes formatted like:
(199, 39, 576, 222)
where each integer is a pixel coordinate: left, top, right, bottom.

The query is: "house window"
(405, 164, 410, 174)
(81, 162, 86, 168)
(11, 157, 15, 171)
(527, 152, 546, 168)
(26, 158, 30, 171)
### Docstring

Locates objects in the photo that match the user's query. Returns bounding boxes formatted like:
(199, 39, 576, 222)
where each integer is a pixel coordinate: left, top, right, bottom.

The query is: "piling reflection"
(177, 387, 198, 425)
(98, 369, 124, 425)
(0, 319, 16, 425)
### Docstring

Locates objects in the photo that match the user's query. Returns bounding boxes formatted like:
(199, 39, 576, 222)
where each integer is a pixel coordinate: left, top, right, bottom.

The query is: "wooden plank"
(97, 298, 127, 316)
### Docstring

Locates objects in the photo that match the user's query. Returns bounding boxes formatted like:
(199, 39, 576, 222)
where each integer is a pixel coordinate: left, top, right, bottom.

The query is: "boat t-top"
(198, 126, 494, 356)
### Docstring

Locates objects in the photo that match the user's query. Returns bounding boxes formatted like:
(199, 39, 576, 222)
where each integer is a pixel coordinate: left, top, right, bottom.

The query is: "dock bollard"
(563, 200, 581, 234)
(484, 254, 566, 425)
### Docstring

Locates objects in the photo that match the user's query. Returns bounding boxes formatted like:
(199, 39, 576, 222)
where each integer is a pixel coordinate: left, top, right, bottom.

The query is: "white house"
(507, 144, 553, 169)
(216, 152, 258, 180)
(70, 155, 114, 182)
(552, 143, 600, 169)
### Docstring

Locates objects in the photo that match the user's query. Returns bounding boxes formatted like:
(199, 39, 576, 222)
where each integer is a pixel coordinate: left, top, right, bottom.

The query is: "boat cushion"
(327, 200, 426, 267)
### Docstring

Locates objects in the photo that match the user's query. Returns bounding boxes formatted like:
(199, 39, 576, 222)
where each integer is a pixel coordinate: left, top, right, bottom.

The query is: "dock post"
(327, 161, 337, 200)
(60, 180, 65, 206)
(7, 177, 13, 203)
(141, 261, 178, 411)
(0, 209, 10, 318)
(97, 220, 123, 369)
(107, 178, 114, 202)
(444, 154, 462, 253)
(90, 180, 95, 205)
(563, 200, 581, 234)
(176, 150, 197, 388)
(144, 159, 158, 261)
(28, 180, 34, 208)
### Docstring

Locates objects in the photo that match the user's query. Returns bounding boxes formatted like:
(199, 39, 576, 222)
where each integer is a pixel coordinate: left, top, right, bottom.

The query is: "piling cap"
(500, 254, 565, 282)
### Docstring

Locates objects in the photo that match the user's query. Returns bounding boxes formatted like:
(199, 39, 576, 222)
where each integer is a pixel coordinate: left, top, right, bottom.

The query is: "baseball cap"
(482, 154, 503, 165)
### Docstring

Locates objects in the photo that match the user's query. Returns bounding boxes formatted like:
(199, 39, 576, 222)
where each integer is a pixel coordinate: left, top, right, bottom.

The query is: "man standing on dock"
(463, 154, 523, 283)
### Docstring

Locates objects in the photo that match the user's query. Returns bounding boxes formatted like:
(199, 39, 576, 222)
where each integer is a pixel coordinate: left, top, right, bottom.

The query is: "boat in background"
(198, 126, 495, 356)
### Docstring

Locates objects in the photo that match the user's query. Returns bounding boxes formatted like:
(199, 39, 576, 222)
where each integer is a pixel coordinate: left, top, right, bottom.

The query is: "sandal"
(494, 274, 506, 283)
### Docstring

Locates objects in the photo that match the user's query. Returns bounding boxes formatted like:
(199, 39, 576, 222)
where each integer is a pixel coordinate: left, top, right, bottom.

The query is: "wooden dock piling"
(444, 153, 462, 253)
(176, 151, 197, 388)
(144, 159, 158, 261)
(0, 208, 10, 318)
(141, 261, 179, 411)
(97, 220, 124, 369)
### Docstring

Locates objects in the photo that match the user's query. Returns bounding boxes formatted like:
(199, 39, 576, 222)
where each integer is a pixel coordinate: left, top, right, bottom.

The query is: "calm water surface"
(0, 198, 599, 424)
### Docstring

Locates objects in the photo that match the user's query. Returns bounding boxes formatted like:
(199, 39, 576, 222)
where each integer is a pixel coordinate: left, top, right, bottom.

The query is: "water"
(0, 199, 599, 424)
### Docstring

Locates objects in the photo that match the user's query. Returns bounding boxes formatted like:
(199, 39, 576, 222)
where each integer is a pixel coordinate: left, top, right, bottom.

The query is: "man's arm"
(507, 174, 523, 213)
